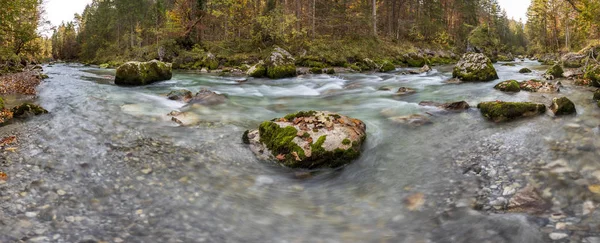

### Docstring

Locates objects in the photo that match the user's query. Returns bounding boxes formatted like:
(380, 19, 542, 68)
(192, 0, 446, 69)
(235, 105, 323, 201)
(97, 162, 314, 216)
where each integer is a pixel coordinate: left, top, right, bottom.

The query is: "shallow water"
(1, 61, 599, 242)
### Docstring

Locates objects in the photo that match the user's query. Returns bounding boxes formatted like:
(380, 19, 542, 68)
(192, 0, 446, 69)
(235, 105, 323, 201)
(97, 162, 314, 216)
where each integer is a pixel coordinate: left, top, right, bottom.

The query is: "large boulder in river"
(494, 80, 521, 92)
(477, 101, 546, 122)
(550, 97, 576, 116)
(584, 64, 600, 87)
(243, 111, 366, 169)
(266, 46, 297, 79)
(561, 53, 586, 68)
(545, 63, 563, 78)
(115, 60, 172, 86)
(452, 53, 498, 82)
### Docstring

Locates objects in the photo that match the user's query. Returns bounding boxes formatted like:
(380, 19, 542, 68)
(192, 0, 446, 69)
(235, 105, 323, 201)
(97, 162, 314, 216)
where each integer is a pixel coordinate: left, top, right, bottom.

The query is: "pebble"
(141, 168, 152, 174)
(114, 238, 124, 243)
(555, 222, 566, 230)
(57, 189, 66, 196)
(549, 232, 568, 240)
(65, 216, 74, 222)
(25, 211, 37, 217)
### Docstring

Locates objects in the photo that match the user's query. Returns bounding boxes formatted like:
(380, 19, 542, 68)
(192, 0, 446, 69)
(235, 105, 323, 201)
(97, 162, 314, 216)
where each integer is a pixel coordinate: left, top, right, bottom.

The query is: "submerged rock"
(419, 101, 470, 111)
(507, 185, 550, 214)
(388, 114, 432, 126)
(187, 88, 227, 106)
(519, 80, 559, 93)
(452, 53, 498, 82)
(244, 111, 366, 169)
(168, 111, 202, 126)
(166, 89, 193, 102)
(477, 101, 546, 122)
(11, 103, 48, 118)
(518, 68, 532, 73)
(114, 60, 172, 86)
(494, 80, 521, 92)
(396, 87, 416, 95)
(584, 64, 600, 87)
(545, 63, 563, 78)
(550, 97, 576, 116)
(409, 65, 431, 74)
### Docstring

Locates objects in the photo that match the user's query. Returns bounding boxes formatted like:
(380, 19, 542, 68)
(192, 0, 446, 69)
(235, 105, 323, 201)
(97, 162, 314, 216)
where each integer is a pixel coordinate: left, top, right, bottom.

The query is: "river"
(1, 61, 599, 242)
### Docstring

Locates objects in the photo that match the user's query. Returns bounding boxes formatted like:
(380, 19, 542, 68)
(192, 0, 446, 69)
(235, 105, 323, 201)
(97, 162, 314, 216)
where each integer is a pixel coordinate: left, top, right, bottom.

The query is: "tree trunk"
(372, 0, 377, 37)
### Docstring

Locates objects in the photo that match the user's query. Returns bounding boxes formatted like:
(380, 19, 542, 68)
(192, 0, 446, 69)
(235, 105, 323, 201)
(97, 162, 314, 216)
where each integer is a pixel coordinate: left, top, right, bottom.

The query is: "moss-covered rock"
(265, 46, 297, 79)
(477, 101, 546, 122)
(594, 90, 600, 100)
(497, 54, 515, 62)
(267, 65, 296, 79)
(325, 68, 335, 74)
(452, 53, 498, 82)
(584, 64, 600, 87)
(518, 68, 532, 73)
(166, 89, 193, 102)
(247, 62, 267, 78)
(550, 97, 576, 116)
(244, 111, 366, 169)
(11, 103, 48, 118)
(380, 61, 395, 72)
(494, 80, 521, 92)
(114, 60, 172, 86)
(309, 67, 323, 74)
(545, 64, 564, 78)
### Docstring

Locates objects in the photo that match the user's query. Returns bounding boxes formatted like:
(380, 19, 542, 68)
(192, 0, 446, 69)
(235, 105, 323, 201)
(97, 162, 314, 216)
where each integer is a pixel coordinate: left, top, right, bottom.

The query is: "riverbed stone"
(265, 46, 297, 79)
(519, 79, 559, 93)
(494, 80, 521, 92)
(418, 101, 470, 111)
(550, 97, 576, 116)
(187, 88, 227, 106)
(452, 53, 498, 82)
(477, 101, 546, 122)
(166, 89, 193, 102)
(388, 114, 432, 126)
(115, 60, 172, 86)
(507, 185, 550, 214)
(545, 64, 564, 78)
(585, 64, 600, 87)
(396, 87, 416, 95)
(519, 68, 532, 73)
(561, 52, 587, 68)
(244, 111, 366, 169)
(11, 103, 48, 118)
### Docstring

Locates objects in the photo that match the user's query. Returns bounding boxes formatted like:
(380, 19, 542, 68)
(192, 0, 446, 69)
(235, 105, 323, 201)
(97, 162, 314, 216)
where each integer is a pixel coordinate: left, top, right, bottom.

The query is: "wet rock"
(561, 52, 587, 68)
(378, 86, 393, 91)
(545, 63, 564, 78)
(418, 101, 470, 111)
(389, 114, 432, 126)
(409, 65, 431, 74)
(518, 68, 532, 73)
(548, 232, 568, 241)
(247, 61, 266, 78)
(11, 103, 48, 118)
(584, 64, 600, 87)
(477, 101, 546, 122)
(166, 89, 193, 102)
(494, 80, 521, 92)
(380, 61, 395, 72)
(452, 53, 498, 82)
(114, 60, 172, 86)
(168, 111, 201, 126)
(244, 111, 366, 169)
(519, 80, 559, 93)
(187, 88, 227, 106)
(501, 63, 516, 66)
(396, 87, 416, 95)
(507, 185, 551, 214)
(265, 46, 297, 79)
(594, 90, 600, 101)
(550, 97, 576, 116)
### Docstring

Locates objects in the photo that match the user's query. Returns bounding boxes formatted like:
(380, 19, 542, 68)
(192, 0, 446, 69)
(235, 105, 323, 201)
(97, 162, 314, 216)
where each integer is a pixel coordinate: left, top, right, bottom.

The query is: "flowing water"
(1, 61, 599, 242)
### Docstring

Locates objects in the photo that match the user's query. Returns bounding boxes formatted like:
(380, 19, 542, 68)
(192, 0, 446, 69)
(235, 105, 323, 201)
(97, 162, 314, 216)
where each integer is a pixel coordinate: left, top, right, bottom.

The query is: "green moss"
(453, 56, 498, 82)
(594, 90, 600, 100)
(301, 132, 310, 138)
(309, 67, 323, 74)
(380, 62, 395, 72)
(584, 64, 600, 87)
(342, 138, 351, 145)
(205, 59, 219, 70)
(494, 80, 521, 92)
(350, 64, 361, 72)
(477, 101, 546, 122)
(406, 58, 426, 67)
(99, 63, 109, 69)
(518, 68, 532, 73)
(249, 64, 266, 78)
(266, 65, 296, 79)
(325, 68, 335, 74)
(329, 114, 341, 119)
(11, 103, 48, 118)
(545, 64, 564, 77)
(0, 97, 4, 110)
(242, 130, 250, 144)
(551, 97, 576, 116)
(284, 110, 317, 120)
(258, 121, 306, 164)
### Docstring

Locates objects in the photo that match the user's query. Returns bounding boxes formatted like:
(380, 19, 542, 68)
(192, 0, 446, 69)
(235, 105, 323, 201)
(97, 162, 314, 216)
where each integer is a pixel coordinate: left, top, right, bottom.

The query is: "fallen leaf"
(588, 185, 600, 194)
(405, 192, 425, 211)
(0, 171, 7, 181)
(276, 154, 285, 161)
(4, 147, 17, 152)
(0, 135, 17, 147)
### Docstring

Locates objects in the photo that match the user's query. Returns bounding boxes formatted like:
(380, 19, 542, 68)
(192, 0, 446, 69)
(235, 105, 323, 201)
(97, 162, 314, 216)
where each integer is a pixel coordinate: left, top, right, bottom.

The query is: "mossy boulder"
(545, 64, 564, 78)
(561, 53, 586, 68)
(584, 64, 600, 87)
(244, 111, 366, 169)
(203, 52, 219, 70)
(550, 97, 576, 116)
(494, 80, 521, 92)
(166, 89, 193, 102)
(518, 68, 532, 73)
(594, 90, 600, 100)
(325, 68, 335, 74)
(380, 62, 395, 72)
(265, 46, 297, 79)
(452, 53, 498, 82)
(247, 62, 267, 78)
(11, 103, 48, 118)
(519, 79, 559, 93)
(114, 60, 172, 86)
(477, 101, 546, 122)
(309, 67, 323, 74)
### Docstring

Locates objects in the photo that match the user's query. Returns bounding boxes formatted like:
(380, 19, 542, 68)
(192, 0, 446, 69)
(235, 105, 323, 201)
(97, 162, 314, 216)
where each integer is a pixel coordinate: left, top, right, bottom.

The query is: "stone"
(389, 114, 432, 126)
(418, 101, 470, 111)
(550, 97, 576, 116)
(380, 61, 395, 72)
(186, 88, 227, 106)
(548, 232, 568, 241)
(452, 53, 499, 82)
(247, 61, 266, 78)
(244, 111, 366, 169)
(265, 46, 297, 79)
(11, 103, 48, 118)
(494, 80, 521, 92)
(518, 67, 532, 73)
(409, 64, 431, 74)
(507, 185, 550, 214)
(561, 52, 587, 68)
(396, 87, 416, 95)
(477, 101, 546, 122)
(115, 60, 172, 86)
(545, 63, 564, 78)
(166, 89, 193, 102)
(519, 80, 559, 93)
(593, 90, 600, 100)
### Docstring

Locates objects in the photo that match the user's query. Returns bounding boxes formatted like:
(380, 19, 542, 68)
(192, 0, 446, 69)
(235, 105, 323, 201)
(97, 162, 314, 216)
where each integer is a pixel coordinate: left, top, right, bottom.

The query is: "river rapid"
(1, 61, 599, 242)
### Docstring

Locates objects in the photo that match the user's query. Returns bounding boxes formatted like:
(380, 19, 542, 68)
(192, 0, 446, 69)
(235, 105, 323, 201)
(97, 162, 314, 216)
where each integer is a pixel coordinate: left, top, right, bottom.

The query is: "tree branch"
(564, 0, 582, 13)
